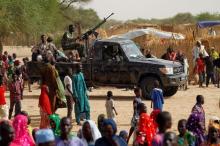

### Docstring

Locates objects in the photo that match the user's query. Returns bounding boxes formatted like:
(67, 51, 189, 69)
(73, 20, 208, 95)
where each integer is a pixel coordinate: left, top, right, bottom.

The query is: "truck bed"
(27, 61, 80, 80)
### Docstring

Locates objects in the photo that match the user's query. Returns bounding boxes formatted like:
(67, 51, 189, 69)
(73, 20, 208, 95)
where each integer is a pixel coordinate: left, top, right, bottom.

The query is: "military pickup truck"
(27, 38, 187, 99)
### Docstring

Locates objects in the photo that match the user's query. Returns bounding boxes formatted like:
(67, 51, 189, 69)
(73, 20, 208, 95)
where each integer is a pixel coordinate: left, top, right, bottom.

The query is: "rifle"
(81, 13, 114, 40)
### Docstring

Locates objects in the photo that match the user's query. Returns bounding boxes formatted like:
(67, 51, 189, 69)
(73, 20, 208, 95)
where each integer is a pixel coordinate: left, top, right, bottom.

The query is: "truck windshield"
(121, 43, 145, 59)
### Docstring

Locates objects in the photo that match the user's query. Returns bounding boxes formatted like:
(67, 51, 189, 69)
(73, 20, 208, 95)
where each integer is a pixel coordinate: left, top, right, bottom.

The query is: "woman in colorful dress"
(39, 82, 52, 128)
(49, 114, 61, 137)
(11, 114, 35, 146)
(186, 95, 206, 145)
(135, 103, 156, 146)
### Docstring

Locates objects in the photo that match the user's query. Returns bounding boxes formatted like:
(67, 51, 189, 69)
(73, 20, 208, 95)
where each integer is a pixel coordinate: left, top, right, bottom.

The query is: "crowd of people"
(146, 40, 220, 88)
(0, 51, 32, 120)
(0, 80, 220, 146)
(0, 30, 220, 146)
(31, 34, 81, 63)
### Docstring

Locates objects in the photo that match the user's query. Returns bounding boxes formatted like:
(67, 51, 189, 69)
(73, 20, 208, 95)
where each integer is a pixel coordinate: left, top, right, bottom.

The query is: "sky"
(83, 0, 220, 20)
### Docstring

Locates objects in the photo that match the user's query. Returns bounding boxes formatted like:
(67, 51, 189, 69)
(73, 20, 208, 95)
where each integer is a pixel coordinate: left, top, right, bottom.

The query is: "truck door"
(92, 42, 123, 85)
(91, 43, 105, 84)
(102, 44, 123, 85)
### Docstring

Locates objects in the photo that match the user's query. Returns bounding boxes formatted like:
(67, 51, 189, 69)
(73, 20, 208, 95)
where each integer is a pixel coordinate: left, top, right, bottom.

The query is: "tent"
(197, 21, 220, 28)
(110, 28, 185, 40)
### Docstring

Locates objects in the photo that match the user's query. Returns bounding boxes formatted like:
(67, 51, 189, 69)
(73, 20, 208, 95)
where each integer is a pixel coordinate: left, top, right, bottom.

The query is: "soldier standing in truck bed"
(61, 24, 85, 58)
(32, 35, 47, 61)
(61, 25, 78, 50)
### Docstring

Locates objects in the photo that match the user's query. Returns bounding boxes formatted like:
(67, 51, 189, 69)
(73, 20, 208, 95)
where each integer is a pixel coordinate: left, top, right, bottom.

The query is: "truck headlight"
(159, 67, 173, 75)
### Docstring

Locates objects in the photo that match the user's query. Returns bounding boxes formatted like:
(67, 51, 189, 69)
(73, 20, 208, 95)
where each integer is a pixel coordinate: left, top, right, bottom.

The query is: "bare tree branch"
(59, 0, 67, 5)
(59, 0, 91, 10)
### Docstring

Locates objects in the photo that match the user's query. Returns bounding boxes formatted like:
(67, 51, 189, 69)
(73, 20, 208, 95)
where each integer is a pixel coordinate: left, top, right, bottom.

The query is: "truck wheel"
(140, 77, 160, 100)
(163, 86, 178, 97)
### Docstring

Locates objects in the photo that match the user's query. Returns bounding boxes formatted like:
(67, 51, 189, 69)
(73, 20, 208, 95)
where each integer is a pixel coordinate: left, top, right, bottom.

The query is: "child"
(105, 91, 118, 120)
(195, 53, 205, 87)
(206, 126, 220, 145)
(64, 68, 75, 120)
(152, 111, 172, 146)
(8, 74, 23, 119)
(135, 103, 156, 146)
(0, 76, 8, 119)
(20, 110, 33, 135)
(127, 88, 143, 144)
(177, 119, 195, 146)
(119, 130, 128, 143)
(164, 132, 178, 146)
(97, 114, 106, 136)
(151, 80, 164, 111)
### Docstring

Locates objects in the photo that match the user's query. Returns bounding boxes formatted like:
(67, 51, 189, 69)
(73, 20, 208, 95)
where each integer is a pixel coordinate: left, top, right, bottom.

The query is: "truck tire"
(140, 77, 160, 100)
(163, 86, 178, 97)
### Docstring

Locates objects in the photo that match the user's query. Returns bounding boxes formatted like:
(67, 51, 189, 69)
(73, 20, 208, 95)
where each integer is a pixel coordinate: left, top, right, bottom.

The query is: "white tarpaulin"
(110, 28, 185, 40)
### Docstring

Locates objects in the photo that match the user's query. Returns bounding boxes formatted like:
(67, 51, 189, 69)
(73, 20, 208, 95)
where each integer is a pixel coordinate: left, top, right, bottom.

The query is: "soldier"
(32, 34, 47, 61)
(112, 45, 122, 62)
(46, 37, 57, 62)
(61, 24, 77, 50)
(61, 24, 85, 58)
(46, 37, 57, 55)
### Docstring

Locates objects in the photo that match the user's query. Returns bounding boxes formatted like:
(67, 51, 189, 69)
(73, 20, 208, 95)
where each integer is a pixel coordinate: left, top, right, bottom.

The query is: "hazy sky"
(84, 0, 220, 20)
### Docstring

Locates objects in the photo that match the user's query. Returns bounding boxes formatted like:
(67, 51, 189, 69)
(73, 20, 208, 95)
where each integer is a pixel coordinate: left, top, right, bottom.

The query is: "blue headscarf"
(103, 119, 117, 134)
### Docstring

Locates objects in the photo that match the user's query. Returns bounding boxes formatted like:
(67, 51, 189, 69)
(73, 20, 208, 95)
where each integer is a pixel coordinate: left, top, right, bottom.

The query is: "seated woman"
(95, 119, 127, 146)
(11, 114, 35, 146)
(81, 120, 102, 146)
(49, 114, 61, 137)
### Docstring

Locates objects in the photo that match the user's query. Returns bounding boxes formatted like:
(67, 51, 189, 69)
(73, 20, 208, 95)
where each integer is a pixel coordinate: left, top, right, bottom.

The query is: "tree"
(171, 13, 196, 24)
(0, 0, 99, 45)
(59, 0, 91, 9)
(0, 0, 62, 44)
(196, 12, 220, 21)
(60, 7, 100, 29)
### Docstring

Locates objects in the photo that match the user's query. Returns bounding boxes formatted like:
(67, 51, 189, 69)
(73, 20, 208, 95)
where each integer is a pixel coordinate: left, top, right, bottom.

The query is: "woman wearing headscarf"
(41, 59, 66, 113)
(97, 114, 106, 136)
(11, 114, 35, 146)
(49, 114, 61, 137)
(187, 95, 206, 145)
(0, 120, 15, 146)
(95, 119, 127, 146)
(39, 82, 52, 128)
(81, 120, 102, 146)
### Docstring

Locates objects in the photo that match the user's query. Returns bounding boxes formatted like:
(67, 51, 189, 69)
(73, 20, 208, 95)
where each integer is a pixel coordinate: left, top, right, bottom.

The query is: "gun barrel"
(81, 13, 114, 40)
(105, 13, 114, 20)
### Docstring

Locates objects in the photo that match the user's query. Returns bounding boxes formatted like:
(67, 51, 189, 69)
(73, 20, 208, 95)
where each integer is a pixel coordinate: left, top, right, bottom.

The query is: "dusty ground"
(5, 85, 220, 140)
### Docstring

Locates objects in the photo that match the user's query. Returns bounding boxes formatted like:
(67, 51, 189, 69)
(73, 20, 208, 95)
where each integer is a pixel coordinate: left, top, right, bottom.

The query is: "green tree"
(0, 0, 100, 45)
(59, 0, 91, 9)
(171, 13, 196, 24)
(0, 0, 62, 44)
(196, 12, 220, 21)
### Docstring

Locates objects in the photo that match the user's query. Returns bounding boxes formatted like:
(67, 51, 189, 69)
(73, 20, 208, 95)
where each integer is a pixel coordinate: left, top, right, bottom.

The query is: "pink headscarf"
(11, 115, 35, 146)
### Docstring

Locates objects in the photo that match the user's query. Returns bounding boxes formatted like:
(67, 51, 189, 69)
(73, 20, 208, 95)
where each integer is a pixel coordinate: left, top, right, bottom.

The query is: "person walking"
(64, 68, 76, 120)
(186, 95, 206, 145)
(105, 91, 118, 121)
(72, 64, 90, 125)
(39, 82, 52, 129)
(151, 80, 164, 111)
(8, 74, 22, 119)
